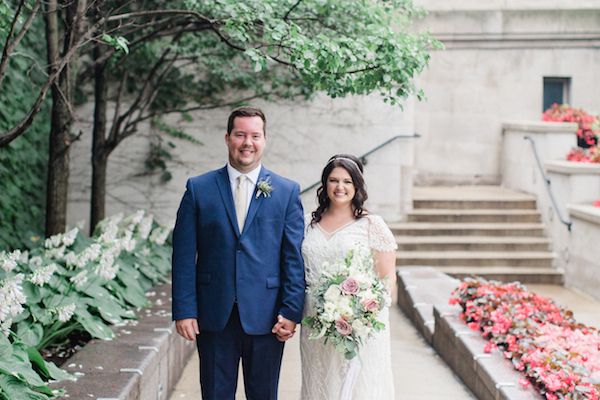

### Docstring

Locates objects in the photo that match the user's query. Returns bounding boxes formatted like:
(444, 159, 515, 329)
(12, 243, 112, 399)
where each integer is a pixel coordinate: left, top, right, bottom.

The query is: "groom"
(171, 106, 305, 399)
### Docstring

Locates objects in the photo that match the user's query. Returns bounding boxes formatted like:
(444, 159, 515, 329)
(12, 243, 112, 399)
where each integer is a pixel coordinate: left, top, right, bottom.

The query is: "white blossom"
(70, 270, 88, 289)
(29, 263, 59, 286)
(79, 244, 102, 265)
(0, 319, 12, 337)
(63, 228, 79, 247)
(45, 233, 63, 249)
(0, 252, 17, 272)
(130, 210, 145, 225)
(0, 274, 27, 323)
(18, 250, 29, 264)
(98, 221, 119, 243)
(64, 251, 79, 267)
(122, 238, 137, 252)
(95, 252, 119, 280)
(57, 304, 76, 322)
(140, 247, 151, 257)
(138, 215, 153, 240)
(46, 245, 66, 259)
(149, 227, 170, 246)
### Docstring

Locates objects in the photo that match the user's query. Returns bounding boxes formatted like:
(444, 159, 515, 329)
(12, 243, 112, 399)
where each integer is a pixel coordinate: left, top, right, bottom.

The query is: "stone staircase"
(391, 186, 564, 284)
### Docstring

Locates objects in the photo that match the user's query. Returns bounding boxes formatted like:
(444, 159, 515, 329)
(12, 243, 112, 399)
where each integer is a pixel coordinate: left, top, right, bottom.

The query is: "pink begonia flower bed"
(450, 278, 600, 400)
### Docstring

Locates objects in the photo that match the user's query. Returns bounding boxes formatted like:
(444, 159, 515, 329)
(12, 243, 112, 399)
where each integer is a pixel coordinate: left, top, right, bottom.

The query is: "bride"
(300, 154, 397, 400)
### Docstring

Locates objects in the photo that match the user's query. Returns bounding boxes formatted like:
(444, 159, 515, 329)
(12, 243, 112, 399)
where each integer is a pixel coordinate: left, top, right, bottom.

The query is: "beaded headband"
(327, 156, 363, 174)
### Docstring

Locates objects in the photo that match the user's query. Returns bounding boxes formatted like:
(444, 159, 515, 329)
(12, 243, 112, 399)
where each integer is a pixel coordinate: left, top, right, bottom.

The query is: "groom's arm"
(172, 179, 200, 324)
(277, 182, 306, 324)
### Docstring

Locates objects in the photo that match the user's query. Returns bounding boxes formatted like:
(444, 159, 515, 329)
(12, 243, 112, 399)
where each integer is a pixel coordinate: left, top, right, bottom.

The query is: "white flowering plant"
(0, 210, 172, 399)
(301, 245, 389, 360)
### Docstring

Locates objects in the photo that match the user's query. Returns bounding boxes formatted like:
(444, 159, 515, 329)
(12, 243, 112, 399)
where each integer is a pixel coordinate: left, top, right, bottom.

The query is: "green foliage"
(0, 2, 49, 251)
(0, 210, 172, 399)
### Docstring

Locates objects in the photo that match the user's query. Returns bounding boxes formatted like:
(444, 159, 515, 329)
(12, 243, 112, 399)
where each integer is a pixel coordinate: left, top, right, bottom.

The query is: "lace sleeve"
(367, 215, 397, 253)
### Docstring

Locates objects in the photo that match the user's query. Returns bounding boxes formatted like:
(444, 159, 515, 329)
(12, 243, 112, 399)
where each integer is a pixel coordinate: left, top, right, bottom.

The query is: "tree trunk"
(90, 41, 108, 234)
(44, 0, 71, 237)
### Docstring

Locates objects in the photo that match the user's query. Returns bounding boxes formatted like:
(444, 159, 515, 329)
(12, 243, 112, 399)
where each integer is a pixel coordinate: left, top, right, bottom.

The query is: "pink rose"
(340, 277, 359, 295)
(335, 319, 353, 336)
(361, 298, 379, 312)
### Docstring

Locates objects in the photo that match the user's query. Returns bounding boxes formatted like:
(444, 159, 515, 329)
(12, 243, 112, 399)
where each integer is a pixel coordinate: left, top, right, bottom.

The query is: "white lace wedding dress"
(300, 214, 397, 400)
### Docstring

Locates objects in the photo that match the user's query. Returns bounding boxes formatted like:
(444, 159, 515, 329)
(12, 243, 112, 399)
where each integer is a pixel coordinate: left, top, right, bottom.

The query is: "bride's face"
(326, 167, 355, 207)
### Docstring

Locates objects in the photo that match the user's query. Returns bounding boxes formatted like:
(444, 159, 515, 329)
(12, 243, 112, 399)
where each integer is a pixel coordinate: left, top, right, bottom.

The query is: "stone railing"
(501, 120, 600, 300)
(300, 134, 417, 222)
(501, 121, 577, 270)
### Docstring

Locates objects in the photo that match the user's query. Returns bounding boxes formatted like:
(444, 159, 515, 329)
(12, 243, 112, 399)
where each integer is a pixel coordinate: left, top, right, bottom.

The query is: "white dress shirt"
(227, 163, 262, 216)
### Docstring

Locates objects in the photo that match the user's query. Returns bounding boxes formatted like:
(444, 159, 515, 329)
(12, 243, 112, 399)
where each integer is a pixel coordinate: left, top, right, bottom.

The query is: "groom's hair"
(227, 106, 267, 136)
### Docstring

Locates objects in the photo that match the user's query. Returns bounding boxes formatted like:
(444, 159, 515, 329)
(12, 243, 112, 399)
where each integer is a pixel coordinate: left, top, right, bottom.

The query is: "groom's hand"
(272, 315, 296, 342)
(175, 318, 200, 341)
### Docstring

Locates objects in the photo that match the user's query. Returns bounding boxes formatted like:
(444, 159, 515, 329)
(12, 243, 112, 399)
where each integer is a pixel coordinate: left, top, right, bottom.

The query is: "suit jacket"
(171, 165, 306, 335)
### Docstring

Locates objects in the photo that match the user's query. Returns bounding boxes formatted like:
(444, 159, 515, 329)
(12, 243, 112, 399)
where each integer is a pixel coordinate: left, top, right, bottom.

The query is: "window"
(543, 77, 570, 111)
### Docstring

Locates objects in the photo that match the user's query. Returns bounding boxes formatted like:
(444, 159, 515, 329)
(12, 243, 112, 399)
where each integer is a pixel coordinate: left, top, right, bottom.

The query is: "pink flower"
(361, 298, 379, 312)
(483, 341, 496, 353)
(518, 377, 530, 388)
(340, 277, 359, 295)
(335, 319, 352, 336)
(467, 322, 479, 331)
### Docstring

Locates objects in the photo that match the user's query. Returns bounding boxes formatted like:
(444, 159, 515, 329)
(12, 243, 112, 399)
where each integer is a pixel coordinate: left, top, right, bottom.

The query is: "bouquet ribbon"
(340, 356, 362, 400)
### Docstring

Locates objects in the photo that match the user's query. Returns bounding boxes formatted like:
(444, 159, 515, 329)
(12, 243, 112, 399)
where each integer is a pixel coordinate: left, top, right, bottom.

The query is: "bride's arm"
(374, 250, 396, 282)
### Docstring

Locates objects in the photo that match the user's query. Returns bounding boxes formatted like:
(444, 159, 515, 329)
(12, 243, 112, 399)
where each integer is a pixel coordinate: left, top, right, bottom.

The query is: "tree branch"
(0, 0, 42, 88)
(283, 0, 303, 21)
(0, 4, 112, 147)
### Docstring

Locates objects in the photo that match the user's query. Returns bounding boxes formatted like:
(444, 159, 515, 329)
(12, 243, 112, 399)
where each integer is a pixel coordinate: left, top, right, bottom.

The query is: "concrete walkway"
(170, 283, 600, 400)
(169, 300, 476, 400)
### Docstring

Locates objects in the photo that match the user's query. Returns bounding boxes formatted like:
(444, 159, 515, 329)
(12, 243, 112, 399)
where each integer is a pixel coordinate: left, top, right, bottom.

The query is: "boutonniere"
(256, 177, 273, 199)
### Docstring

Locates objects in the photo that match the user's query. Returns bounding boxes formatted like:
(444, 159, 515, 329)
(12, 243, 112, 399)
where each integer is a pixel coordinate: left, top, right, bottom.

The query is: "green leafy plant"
(0, 210, 172, 399)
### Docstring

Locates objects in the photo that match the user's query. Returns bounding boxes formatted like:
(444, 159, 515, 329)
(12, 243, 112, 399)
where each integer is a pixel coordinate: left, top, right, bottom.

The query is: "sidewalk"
(169, 303, 476, 399)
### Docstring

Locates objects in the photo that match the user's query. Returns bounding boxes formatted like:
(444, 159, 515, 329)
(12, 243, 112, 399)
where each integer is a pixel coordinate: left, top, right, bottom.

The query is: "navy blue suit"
(172, 165, 305, 399)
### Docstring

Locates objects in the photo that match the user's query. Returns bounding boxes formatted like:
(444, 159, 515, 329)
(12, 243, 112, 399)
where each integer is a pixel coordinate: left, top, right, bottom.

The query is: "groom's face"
(225, 116, 266, 173)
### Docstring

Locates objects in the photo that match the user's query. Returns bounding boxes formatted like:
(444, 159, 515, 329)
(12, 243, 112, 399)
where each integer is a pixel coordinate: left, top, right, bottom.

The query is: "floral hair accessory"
(256, 177, 273, 199)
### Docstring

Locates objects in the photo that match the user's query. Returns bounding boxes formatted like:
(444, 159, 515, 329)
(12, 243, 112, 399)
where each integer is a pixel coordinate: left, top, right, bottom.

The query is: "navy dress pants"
(196, 305, 285, 400)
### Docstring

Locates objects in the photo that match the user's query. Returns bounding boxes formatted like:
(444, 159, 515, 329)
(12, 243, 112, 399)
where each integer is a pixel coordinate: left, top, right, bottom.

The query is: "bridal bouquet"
(302, 245, 389, 360)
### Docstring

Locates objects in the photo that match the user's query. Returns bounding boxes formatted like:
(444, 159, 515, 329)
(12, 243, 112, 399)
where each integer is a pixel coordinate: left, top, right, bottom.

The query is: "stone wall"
(412, 1, 600, 184)
(68, 95, 415, 229)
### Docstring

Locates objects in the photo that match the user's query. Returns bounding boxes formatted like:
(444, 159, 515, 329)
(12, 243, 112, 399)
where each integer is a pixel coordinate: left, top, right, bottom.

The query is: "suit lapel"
(242, 167, 269, 235)
(215, 166, 240, 237)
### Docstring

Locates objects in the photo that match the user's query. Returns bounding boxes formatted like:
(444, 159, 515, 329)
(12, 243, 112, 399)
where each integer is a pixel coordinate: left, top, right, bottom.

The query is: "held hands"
(272, 314, 296, 342)
(175, 318, 200, 341)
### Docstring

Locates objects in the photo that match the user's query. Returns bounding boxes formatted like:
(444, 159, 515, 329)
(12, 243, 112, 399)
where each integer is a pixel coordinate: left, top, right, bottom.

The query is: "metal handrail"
(300, 133, 420, 195)
(523, 136, 572, 231)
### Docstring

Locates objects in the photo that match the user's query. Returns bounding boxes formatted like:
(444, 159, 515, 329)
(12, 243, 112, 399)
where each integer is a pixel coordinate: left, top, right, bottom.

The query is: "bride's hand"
(272, 315, 296, 342)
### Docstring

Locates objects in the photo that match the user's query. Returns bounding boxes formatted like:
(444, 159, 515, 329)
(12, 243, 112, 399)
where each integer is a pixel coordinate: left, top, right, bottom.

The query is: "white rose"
(352, 319, 371, 339)
(324, 285, 341, 302)
(336, 297, 353, 318)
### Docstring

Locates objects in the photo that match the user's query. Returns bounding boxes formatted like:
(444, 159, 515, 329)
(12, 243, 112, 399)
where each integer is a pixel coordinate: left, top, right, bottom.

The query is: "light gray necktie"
(235, 175, 248, 231)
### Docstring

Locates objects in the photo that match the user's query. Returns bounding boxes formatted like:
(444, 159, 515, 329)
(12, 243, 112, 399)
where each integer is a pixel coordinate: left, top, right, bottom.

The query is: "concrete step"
(406, 209, 541, 223)
(396, 236, 551, 251)
(413, 199, 537, 210)
(390, 223, 545, 237)
(397, 251, 554, 267)
(398, 265, 564, 285)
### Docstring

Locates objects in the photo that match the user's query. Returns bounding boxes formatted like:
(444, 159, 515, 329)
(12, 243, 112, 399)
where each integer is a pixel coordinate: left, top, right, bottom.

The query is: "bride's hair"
(311, 154, 368, 226)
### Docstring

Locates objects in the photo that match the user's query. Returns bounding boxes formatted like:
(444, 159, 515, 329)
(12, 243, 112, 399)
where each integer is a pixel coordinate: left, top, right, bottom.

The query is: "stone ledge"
(545, 160, 600, 175)
(433, 307, 540, 400)
(397, 267, 542, 399)
(396, 267, 461, 344)
(52, 282, 196, 400)
(502, 121, 578, 134)
(568, 204, 600, 225)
